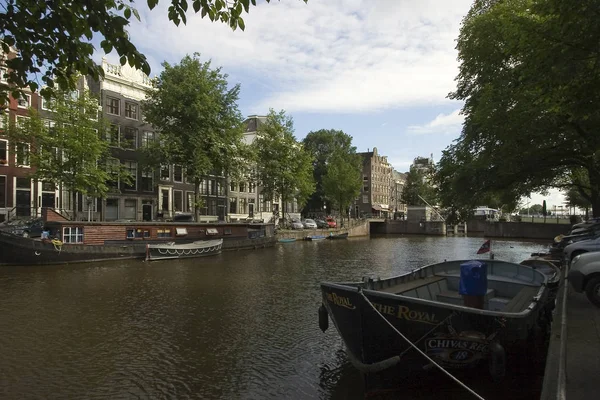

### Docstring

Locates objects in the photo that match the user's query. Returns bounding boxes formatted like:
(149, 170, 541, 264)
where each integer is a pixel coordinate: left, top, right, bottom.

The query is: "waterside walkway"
(541, 270, 600, 400)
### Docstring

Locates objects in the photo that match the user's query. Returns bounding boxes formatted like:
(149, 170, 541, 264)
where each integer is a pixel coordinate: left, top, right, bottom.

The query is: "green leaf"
(238, 18, 245, 31)
(241, 0, 250, 13)
(120, 56, 127, 66)
(132, 8, 141, 21)
(193, 0, 201, 13)
(201, 7, 208, 18)
(147, 0, 159, 10)
(124, 7, 131, 19)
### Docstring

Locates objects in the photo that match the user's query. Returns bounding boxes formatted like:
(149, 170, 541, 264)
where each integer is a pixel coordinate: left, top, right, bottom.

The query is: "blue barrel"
(459, 260, 488, 296)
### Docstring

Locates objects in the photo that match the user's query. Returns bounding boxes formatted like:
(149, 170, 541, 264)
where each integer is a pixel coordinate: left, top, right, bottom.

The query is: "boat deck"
(372, 273, 540, 313)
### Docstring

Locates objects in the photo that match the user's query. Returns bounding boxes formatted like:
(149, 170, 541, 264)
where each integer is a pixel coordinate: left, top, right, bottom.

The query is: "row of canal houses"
(0, 52, 301, 224)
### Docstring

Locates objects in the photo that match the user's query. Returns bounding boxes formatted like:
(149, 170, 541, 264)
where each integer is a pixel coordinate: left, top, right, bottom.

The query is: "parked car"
(326, 217, 337, 228)
(0, 218, 45, 238)
(290, 218, 304, 230)
(563, 236, 600, 263)
(302, 218, 317, 229)
(315, 219, 328, 229)
(569, 252, 600, 307)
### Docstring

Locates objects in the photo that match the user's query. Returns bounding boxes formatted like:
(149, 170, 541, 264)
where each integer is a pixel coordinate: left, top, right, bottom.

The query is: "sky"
(97, 0, 566, 210)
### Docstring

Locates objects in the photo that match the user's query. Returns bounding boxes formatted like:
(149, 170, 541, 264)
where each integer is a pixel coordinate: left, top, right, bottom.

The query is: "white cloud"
(123, 0, 473, 114)
(406, 109, 464, 135)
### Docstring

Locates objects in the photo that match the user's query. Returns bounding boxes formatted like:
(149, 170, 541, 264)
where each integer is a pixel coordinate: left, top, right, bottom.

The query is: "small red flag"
(477, 239, 491, 254)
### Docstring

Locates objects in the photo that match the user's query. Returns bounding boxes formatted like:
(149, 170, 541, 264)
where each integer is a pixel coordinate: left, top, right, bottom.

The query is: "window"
(124, 199, 137, 219)
(199, 179, 206, 194)
(239, 198, 247, 214)
(141, 131, 155, 148)
(106, 97, 120, 115)
(16, 115, 29, 128)
(122, 161, 137, 190)
(125, 102, 138, 119)
(122, 127, 137, 149)
(229, 197, 237, 214)
(141, 170, 153, 192)
(106, 158, 120, 191)
(160, 165, 170, 181)
(45, 120, 56, 136)
(239, 182, 246, 192)
(107, 124, 119, 145)
(249, 183, 256, 193)
(15, 143, 30, 166)
(209, 180, 216, 195)
(173, 190, 183, 212)
(217, 182, 225, 196)
(157, 229, 172, 238)
(230, 181, 237, 192)
(173, 165, 183, 182)
(362, 195, 369, 203)
(186, 192, 195, 212)
(0, 113, 5, 131)
(0, 67, 6, 83)
(17, 93, 31, 109)
(63, 227, 84, 243)
(0, 140, 7, 166)
(0, 176, 6, 207)
(41, 97, 54, 111)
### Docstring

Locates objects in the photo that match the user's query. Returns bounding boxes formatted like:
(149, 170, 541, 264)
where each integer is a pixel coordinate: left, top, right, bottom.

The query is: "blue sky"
(96, 0, 566, 209)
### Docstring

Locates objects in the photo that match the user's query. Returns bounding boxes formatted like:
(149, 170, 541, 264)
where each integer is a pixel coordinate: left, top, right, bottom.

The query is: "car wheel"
(585, 277, 600, 308)
(22, 231, 29, 238)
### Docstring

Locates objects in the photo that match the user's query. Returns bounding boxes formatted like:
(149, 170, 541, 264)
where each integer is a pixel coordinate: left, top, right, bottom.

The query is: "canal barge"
(320, 259, 551, 380)
(0, 209, 275, 266)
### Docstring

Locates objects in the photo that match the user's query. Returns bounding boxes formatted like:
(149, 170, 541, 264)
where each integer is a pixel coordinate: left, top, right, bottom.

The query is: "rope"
(398, 311, 457, 359)
(358, 289, 486, 400)
(51, 239, 63, 253)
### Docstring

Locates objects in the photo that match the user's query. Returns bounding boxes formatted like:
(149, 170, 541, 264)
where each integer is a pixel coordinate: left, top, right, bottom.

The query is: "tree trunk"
(590, 168, 600, 218)
(71, 191, 78, 220)
(194, 177, 200, 223)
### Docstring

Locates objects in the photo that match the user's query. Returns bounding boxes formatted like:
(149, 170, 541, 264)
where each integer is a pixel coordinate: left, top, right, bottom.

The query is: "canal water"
(0, 236, 550, 399)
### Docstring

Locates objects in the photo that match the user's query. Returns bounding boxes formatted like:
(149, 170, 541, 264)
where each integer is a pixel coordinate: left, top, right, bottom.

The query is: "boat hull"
(321, 261, 549, 376)
(145, 239, 223, 261)
(0, 230, 146, 265)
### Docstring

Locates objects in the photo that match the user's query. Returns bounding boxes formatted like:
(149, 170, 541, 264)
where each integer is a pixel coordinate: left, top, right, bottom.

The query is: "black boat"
(319, 259, 551, 380)
(328, 232, 349, 240)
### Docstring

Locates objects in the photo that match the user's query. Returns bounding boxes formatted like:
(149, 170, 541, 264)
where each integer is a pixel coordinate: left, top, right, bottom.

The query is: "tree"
(301, 129, 357, 214)
(321, 150, 362, 226)
(435, 0, 600, 217)
(0, 0, 308, 106)
(5, 85, 128, 219)
(401, 167, 437, 207)
(142, 54, 246, 221)
(252, 109, 315, 222)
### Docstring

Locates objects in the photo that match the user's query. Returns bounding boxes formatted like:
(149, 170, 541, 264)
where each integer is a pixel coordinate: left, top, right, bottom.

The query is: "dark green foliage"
(4, 86, 130, 219)
(141, 54, 246, 220)
(253, 110, 315, 218)
(435, 0, 600, 217)
(301, 129, 357, 214)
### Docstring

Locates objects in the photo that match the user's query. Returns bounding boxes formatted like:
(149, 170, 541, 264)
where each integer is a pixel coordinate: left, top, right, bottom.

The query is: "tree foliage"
(401, 167, 437, 207)
(5, 85, 128, 219)
(321, 149, 362, 224)
(435, 0, 600, 217)
(301, 129, 357, 213)
(252, 110, 315, 219)
(0, 0, 308, 105)
(142, 54, 246, 220)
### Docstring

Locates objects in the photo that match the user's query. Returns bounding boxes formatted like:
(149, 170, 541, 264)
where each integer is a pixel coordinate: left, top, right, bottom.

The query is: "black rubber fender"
(318, 304, 329, 333)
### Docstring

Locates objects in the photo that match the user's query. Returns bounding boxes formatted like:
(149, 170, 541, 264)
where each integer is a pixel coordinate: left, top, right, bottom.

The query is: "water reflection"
(0, 236, 549, 399)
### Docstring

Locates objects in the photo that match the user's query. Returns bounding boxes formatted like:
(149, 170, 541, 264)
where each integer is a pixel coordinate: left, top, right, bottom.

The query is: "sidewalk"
(566, 289, 600, 399)
(541, 277, 600, 400)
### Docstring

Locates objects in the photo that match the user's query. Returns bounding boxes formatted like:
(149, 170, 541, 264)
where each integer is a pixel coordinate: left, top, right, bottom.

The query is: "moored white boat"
(145, 239, 223, 261)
